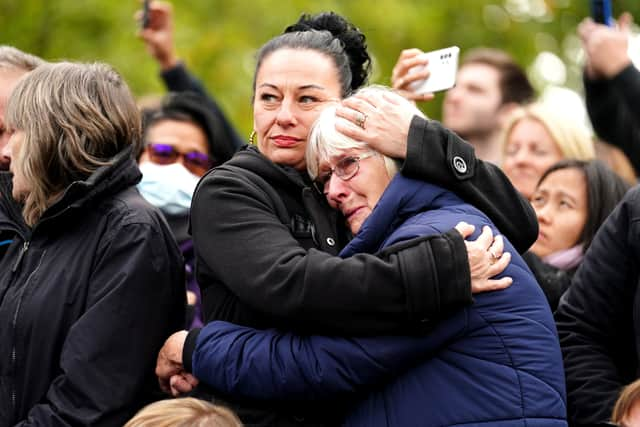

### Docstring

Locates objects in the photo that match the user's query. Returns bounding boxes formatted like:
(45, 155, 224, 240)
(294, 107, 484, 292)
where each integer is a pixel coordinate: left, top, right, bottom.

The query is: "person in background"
(0, 61, 185, 426)
(180, 88, 567, 427)
(155, 11, 538, 425)
(595, 140, 637, 185)
(0, 46, 44, 258)
(392, 47, 535, 165)
(523, 159, 630, 310)
(0, 46, 44, 171)
(138, 91, 236, 329)
(124, 398, 242, 427)
(556, 175, 640, 423)
(580, 12, 640, 176)
(501, 102, 595, 199)
(136, 0, 244, 150)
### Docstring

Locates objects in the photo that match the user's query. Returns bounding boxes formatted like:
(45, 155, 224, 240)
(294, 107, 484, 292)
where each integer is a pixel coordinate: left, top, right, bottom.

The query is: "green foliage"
(1, 0, 639, 136)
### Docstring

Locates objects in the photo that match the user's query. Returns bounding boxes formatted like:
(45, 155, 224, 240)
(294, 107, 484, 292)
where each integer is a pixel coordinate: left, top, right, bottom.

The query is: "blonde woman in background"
(501, 102, 595, 199)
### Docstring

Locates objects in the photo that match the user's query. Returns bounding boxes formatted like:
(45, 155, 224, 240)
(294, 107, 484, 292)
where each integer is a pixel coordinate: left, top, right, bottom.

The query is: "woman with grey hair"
(184, 87, 567, 426)
(157, 12, 538, 425)
(0, 61, 185, 426)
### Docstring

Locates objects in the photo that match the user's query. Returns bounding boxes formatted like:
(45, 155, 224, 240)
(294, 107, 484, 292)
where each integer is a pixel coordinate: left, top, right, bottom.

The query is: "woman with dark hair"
(183, 89, 567, 426)
(524, 159, 630, 310)
(0, 62, 185, 426)
(156, 12, 538, 426)
(138, 92, 237, 329)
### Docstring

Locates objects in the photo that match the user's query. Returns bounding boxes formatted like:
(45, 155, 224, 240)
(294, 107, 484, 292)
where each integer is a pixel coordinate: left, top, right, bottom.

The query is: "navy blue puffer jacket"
(191, 175, 567, 426)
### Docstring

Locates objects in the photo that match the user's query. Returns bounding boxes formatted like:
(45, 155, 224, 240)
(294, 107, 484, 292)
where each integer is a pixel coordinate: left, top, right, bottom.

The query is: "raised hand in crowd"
(136, 0, 178, 70)
(579, 12, 633, 80)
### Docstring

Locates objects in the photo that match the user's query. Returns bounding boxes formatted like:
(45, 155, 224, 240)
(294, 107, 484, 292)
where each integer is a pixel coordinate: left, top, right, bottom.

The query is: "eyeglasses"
(146, 143, 214, 176)
(314, 151, 377, 191)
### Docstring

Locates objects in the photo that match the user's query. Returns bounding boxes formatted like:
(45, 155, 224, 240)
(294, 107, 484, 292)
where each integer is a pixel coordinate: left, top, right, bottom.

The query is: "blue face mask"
(137, 162, 200, 215)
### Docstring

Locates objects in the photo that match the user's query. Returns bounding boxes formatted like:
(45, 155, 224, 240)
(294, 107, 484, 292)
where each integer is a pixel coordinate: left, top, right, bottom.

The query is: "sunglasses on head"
(146, 143, 214, 176)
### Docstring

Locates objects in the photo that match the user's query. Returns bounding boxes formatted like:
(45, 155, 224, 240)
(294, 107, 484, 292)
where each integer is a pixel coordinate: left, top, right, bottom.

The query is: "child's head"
(124, 398, 243, 427)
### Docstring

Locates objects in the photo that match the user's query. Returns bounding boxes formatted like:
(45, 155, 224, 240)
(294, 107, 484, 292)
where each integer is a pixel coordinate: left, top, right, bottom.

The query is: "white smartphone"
(407, 46, 460, 94)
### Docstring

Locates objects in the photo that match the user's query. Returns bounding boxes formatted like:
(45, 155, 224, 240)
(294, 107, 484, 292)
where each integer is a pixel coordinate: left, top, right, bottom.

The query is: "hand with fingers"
(455, 222, 513, 293)
(135, 0, 178, 70)
(156, 330, 191, 395)
(391, 48, 436, 103)
(169, 372, 199, 397)
(579, 12, 633, 80)
(335, 87, 424, 159)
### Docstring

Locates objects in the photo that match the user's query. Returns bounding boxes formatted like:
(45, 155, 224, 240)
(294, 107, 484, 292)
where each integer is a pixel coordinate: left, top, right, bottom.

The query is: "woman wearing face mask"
(183, 89, 567, 426)
(502, 102, 596, 199)
(138, 92, 237, 329)
(523, 159, 630, 310)
(156, 13, 538, 425)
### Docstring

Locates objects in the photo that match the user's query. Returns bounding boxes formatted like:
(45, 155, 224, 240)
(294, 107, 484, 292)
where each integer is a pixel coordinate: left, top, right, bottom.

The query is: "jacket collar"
(340, 175, 460, 257)
(0, 146, 140, 231)
(225, 145, 310, 191)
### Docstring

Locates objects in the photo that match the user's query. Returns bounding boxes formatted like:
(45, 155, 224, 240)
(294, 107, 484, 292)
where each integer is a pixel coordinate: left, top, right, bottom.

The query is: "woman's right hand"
(455, 222, 513, 294)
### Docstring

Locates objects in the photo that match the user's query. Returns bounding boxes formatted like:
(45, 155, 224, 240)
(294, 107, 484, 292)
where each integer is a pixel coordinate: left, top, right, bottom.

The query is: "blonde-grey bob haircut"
(6, 61, 142, 226)
(307, 85, 419, 183)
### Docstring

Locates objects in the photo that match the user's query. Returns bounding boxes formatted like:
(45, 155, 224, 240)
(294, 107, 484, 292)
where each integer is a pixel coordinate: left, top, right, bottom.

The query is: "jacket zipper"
(12, 241, 29, 273)
(10, 244, 43, 420)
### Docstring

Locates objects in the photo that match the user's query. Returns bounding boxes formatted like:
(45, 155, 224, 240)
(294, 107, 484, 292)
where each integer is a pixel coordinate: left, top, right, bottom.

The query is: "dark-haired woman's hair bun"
(285, 12, 371, 91)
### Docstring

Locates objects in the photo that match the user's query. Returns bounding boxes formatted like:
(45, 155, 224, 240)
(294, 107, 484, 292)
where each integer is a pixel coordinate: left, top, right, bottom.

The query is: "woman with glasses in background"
(138, 91, 237, 329)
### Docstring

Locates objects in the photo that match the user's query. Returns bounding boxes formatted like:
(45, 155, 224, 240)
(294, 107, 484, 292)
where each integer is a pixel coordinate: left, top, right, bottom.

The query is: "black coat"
(585, 64, 640, 174)
(186, 116, 538, 425)
(0, 149, 186, 426)
(523, 251, 575, 311)
(556, 184, 640, 426)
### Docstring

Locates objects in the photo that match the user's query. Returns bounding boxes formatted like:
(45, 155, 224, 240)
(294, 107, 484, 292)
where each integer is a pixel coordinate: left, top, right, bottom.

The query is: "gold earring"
(249, 131, 256, 145)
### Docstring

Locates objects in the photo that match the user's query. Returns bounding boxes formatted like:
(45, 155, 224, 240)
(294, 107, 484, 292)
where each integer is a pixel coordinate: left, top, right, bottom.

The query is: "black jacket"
(0, 149, 186, 426)
(523, 251, 575, 311)
(186, 117, 538, 424)
(556, 184, 640, 426)
(585, 64, 640, 174)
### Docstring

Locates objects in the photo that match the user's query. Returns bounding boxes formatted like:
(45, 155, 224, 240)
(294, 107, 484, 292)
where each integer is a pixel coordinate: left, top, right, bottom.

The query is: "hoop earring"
(249, 130, 256, 145)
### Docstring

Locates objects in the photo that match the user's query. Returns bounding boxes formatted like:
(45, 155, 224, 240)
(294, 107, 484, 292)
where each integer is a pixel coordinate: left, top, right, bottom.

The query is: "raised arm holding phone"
(136, 0, 244, 149)
(579, 11, 640, 174)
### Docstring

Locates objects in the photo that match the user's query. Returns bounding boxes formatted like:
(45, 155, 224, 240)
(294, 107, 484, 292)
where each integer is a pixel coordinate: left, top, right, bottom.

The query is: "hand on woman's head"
(335, 88, 423, 159)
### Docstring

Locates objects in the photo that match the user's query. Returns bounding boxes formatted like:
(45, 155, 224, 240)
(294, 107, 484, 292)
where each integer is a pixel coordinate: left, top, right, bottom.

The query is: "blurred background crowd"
(3, 0, 638, 134)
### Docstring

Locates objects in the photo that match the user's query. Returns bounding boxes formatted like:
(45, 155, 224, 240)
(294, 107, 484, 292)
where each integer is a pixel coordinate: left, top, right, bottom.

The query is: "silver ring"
(489, 249, 499, 264)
